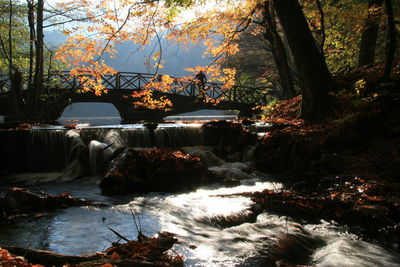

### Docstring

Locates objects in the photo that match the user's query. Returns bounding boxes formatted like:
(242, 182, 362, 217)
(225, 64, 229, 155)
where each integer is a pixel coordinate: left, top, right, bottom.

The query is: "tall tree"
(358, 0, 384, 67)
(27, 0, 35, 95)
(262, 0, 296, 99)
(31, 0, 44, 110)
(383, 0, 396, 79)
(8, 0, 12, 77)
(0, 0, 25, 113)
(0, 0, 31, 72)
(272, 0, 333, 121)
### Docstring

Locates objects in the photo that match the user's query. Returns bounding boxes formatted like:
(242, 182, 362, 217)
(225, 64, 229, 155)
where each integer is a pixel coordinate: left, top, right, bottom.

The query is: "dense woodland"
(0, 0, 400, 266)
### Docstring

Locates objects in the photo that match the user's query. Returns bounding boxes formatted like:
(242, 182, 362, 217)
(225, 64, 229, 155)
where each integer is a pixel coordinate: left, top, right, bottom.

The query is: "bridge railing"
(0, 76, 11, 93)
(0, 71, 271, 105)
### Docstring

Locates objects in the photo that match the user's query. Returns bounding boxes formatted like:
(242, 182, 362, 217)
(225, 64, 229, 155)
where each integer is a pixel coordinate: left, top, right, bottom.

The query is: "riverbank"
(251, 61, 400, 250)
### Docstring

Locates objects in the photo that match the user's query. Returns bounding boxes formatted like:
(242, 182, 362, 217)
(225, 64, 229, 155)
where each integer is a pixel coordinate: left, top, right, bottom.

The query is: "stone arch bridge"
(0, 71, 272, 122)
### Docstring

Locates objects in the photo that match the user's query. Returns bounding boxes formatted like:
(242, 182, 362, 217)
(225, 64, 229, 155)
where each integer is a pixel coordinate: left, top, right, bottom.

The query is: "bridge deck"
(0, 71, 271, 105)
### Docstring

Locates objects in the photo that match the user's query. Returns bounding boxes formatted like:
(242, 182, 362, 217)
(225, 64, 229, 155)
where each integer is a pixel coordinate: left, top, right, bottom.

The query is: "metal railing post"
(116, 72, 120, 89)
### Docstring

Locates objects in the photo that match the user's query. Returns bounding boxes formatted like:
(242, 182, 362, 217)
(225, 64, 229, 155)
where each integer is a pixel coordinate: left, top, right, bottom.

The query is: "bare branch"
(43, 6, 83, 21)
(205, 7, 257, 71)
(122, 1, 161, 66)
(96, 5, 135, 60)
(150, 22, 163, 74)
(113, 0, 120, 29)
(43, 16, 95, 28)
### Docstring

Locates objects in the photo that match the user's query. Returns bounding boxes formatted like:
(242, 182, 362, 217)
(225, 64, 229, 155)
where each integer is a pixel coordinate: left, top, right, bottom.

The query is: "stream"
(1, 123, 399, 266)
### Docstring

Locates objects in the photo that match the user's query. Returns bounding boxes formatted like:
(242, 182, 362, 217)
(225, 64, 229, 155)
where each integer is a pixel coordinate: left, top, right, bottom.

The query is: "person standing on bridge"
(194, 70, 207, 98)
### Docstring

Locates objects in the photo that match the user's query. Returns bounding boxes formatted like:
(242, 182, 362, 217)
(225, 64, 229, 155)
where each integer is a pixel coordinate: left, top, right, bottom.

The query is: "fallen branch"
(2, 246, 99, 266)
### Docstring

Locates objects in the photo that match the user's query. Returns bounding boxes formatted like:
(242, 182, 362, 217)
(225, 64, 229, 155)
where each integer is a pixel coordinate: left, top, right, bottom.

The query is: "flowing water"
(0, 124, 399, 266)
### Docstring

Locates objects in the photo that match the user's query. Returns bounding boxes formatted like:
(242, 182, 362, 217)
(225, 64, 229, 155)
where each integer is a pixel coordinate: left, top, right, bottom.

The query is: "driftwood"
(3, 246, 98, 266)
(2, 246, 162, 267)
(2, 232, 182, 266)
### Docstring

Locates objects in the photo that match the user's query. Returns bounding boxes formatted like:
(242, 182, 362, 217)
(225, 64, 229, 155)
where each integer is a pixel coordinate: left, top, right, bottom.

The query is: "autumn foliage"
(103, 232, 183, 266)
(250, 175, 400, 243)
(0, 248, 44, 267)
(249, 61, 400, 246)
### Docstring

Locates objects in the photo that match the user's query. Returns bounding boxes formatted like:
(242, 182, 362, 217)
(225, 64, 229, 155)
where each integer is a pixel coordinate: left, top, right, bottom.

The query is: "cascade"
(28, 129, 69, 172)
(0, 124, 205, 174)
(88, 140, 115, 175)
(60, 130, 89, 180)
(152, 125, 204, 147)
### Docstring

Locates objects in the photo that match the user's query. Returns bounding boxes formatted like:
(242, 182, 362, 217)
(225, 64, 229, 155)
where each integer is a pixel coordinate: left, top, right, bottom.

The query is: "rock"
(100, 148, 215, 195)
(1, 187, 104, 217)
(242, 145, 257, 162)
(202, 120, 258, 160)
(254, 131, 322, 177)
(4, 188, 45, 214)
(88, 140, 116, 175)
(241, 118, 255, 125)
(181, 146, 225, 167)
(269, 225, 324, 266)
(209, 162, 252, 181)
(221, 178, 241, 187)
(0, 121, 21, 129)
(143, 122, 158, 131)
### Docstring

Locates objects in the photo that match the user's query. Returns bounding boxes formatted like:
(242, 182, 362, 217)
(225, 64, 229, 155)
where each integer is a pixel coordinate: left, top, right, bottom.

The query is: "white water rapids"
(1, 173, 399, 266)
(0, 124, 399, 266)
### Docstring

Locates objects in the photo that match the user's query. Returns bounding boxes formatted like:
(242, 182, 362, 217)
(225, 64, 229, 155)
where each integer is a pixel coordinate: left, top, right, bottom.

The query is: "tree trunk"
(27, 0, 35, 97)
(3, 246, 166, 267)
(6, 1, 24, 114)
(32, 0, 44, 111)
(263, 1, 296, 99)
(315, 0, 326, 53)
(46, 49, 53, 93)
(8, 0, 12, 78)
(383, 0, 396, 79)
(272, 0, 333, 122)
(3, 246, 99, 266)
(10, 69, 23, 113)
(358, 0, 384, 67)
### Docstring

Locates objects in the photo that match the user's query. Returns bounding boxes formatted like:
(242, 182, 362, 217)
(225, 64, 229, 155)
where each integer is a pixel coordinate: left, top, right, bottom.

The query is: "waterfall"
(0, 124, 205, 174)
(153, 126, 204, 147)
(59, 130, 89, 180)
(23, 129, 68, 172)
(88, 140, 115, 175)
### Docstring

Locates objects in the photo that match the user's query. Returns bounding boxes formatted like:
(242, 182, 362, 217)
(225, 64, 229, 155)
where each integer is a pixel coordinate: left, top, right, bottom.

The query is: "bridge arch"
(59, 102, 122, 125)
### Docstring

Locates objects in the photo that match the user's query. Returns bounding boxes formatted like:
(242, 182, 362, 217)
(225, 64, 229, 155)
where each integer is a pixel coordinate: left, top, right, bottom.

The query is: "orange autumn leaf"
(110, 252, 121, 260)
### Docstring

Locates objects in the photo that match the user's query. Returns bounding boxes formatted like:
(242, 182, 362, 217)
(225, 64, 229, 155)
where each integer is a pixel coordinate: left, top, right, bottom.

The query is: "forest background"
(0, 0, 399, 122)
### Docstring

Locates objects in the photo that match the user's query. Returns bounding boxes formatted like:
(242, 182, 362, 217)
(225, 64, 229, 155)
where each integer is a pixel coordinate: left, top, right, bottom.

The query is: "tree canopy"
(1, 0, 399, 121)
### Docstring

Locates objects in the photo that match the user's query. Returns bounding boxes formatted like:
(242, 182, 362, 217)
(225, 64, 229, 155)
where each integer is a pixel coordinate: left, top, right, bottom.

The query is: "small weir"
(1, 123, 204, 173)
(1, 122, 399, 266)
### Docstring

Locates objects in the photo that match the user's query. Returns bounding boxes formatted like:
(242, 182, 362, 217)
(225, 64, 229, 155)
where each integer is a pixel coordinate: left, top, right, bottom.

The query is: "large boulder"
(100, 148, 215, 195)
(202, 120, 258, 160)
(180, 146, 225, 167)
(1, 187, 103, 217)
